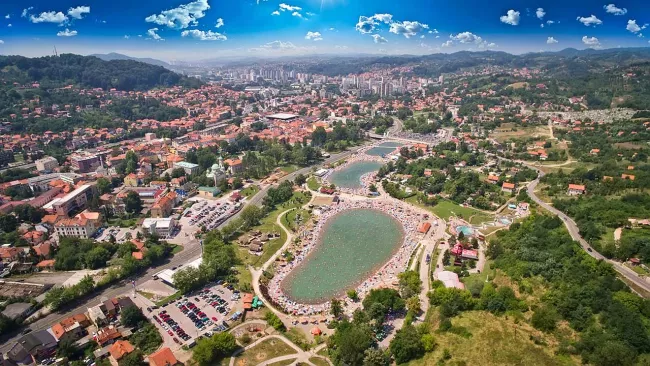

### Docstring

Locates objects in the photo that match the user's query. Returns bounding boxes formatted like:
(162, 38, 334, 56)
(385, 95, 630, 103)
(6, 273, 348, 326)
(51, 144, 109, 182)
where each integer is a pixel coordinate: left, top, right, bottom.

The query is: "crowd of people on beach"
(267, 199, 424, 316)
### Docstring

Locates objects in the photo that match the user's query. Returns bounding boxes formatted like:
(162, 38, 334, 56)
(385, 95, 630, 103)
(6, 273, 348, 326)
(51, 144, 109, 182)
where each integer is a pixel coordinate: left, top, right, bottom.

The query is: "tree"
(363, 348, 390, 366)
(398, 271, 422, 299)
(97, 177, 112, 194)
(118, 349, 146, 366)
(347, 289, 359, 301)
(84, 246, 111, 269)
(389, 325, 425, 364)
(121, 305, 146, 328)
(192, 332, 238, 366)
(329, 321, 374, 366)
(531, 306, 559, 332)
(124, 191, 143, 214)
(294, 173, 307, 186)
(0, 214, 18, 232)
(406, 296, 421, 315)
(264, 311, 286, 331)
(172, 266, 203, 294)
(331, 298, 343, 318)
(240, 205, 265, 229)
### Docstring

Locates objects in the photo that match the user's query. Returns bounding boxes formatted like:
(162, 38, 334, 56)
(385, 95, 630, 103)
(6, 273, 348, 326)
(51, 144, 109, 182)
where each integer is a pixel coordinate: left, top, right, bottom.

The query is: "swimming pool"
(500, 218, 512, 225)
(456, 225, 474, 236)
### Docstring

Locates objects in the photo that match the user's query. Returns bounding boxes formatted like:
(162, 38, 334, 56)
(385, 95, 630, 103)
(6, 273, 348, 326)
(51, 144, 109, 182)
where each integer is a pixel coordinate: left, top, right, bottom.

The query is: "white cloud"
(215, 18, 224, 28)
(250, 40, 297, 51)
(67, 6, 90, 20)
(604, 4, 627, 15)
(626, 20, 647, 34)
(540, 23, 544, 28)
(547, 36, 558, 44)
(389, 20, 429, 38)
(441, 40, 453, 47)
(291, 11, 302, 18)
(147, 28, 164, 41)
(21, 7, 33, 18)
(547, 20, 555, 25)
(271, 11, 280, 15)
(279, 3, 302, 12)
(372, 34, 387, 43)
(582, 36, 601, 48)
(7, 24, 11, 27)
(0, 40, 4, 44)
(306, 12, 315, 16)
(577, 15, 602, 26)
(335, 45, 348, 50)
(145, 0, 210, 29)
(305, 31, 322, 41)
(4, 14, 9, 19)
(500, 10, 520, 25)
(124, 35, 130, 39)
(56, 28, 77, 37)
(428, 29, 438, 34)
(536, 8, 545, 19)
(329, 27, 336, 31)
(30, 11, 68, 24)
(450, 31, 481, 43)
(355, 13, 393, 34)
(181, 29, 226, 41)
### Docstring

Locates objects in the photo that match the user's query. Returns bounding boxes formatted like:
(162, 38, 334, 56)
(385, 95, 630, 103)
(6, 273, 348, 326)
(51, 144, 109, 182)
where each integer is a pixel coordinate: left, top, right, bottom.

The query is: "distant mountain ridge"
(89, 52, 170, 68)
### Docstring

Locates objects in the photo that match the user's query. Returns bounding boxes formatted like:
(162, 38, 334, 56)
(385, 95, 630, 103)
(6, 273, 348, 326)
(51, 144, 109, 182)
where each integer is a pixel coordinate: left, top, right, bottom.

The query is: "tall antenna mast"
(53, 46, 58, 57)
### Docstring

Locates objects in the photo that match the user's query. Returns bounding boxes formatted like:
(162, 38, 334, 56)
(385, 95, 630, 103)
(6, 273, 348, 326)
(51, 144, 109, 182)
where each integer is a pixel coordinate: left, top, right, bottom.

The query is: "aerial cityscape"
(1, 1, 650, 366)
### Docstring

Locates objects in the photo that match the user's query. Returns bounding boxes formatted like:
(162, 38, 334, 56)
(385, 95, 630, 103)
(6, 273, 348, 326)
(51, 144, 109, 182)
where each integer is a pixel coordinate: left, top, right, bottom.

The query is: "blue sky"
(1, 0, 650, 61)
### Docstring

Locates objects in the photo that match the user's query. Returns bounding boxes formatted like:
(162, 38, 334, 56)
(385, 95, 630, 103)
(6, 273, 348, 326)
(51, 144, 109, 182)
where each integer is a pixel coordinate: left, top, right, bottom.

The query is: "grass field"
(234, 338, 297, 366)
(241, 185, 260, 198)
(237, 192, 310, 269)
(407, 309, 577, 366)
(307, 177, 320, 191)
(491, 123, 551, 143)
(280, 165, 300, 174)
(171, 245, 184, 254)
(267, 359, 298, 366)
(309, 357, 330, 366)
(405, 197, 493, 224)
(282, 208, 311, 232)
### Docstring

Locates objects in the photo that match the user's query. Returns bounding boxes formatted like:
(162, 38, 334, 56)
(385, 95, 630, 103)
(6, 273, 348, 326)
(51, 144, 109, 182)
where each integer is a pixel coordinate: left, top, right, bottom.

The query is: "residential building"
(142, 218, 175, 238)
(54, 211, 101, 239)
(52, 184, 95, 216)
(70, 153, 102, 173)
(35, 156, 59, 172)
(124, 173, 139, 187)
(109, 340, 135, 364)
(567, 184, 586, 195)
(224, 158, 244, 175)
(150, 191, 177, 218)
(7, 330, 57, 364)
(148, 347, 181, 366)
(501, 182, 515, 193)
(173, 161, 199, 176)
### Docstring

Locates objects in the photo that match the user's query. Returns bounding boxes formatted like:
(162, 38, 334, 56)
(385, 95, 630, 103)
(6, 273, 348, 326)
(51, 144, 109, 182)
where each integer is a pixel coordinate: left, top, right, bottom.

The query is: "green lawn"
(282, 209, 311, 232)
(171, 244, 184, 254)
(307, 177, 320, 191)
(405, 197, 493, 224)
(234, 338, 298, 366)
(107, 217, 139, 228)
(155, 291, 182, 307)
(280, 165, 300, 174)
(241, 185, 260, 198)
(309, 357, 330, 366)
(237, 191, 310, 269)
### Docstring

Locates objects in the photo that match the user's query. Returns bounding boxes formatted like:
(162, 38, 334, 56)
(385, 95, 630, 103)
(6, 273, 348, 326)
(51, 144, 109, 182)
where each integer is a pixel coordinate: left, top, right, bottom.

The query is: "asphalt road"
(0, 145, 365, 353)
(486, 154, 650, 294)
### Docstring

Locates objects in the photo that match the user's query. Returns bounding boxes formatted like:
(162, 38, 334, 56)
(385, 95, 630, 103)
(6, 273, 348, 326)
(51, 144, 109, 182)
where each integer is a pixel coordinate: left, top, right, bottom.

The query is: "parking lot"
(176, 199, 241, 234)
(141, 282, 243, 348)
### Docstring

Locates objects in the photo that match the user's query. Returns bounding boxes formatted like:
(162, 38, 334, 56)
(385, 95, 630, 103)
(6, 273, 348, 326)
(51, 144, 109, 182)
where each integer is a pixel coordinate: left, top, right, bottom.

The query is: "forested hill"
(0, 53, 202, 91)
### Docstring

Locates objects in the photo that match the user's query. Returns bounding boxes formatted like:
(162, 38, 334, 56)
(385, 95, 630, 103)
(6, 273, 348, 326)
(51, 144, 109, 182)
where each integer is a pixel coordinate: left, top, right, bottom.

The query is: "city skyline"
(1, 0, 650, 61)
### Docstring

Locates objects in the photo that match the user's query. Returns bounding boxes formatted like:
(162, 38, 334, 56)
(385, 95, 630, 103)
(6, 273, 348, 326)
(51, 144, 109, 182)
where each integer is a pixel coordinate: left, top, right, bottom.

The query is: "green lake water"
(366, 141, 403, 156)
(283, 208, 403, 303)
(329, 161, 383, 189)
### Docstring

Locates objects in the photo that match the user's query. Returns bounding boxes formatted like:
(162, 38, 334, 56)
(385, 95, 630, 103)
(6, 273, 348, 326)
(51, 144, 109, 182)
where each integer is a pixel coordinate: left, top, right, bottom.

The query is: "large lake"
(366, 141, 403, 156)
(283, 208, 404, 303)
(329, 161, 383, 189)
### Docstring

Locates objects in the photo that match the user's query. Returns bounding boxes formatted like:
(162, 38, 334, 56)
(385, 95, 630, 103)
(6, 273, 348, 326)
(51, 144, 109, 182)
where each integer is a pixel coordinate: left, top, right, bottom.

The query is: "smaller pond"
(500, 218, 512, 225)
(456, 225, 474, 236)
(329, 161, 383, 189)
(366, 142, 404, 157)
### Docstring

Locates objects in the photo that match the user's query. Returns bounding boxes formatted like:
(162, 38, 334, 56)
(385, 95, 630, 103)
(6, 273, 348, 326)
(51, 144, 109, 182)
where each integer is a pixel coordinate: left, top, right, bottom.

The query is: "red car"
(211, 316, 218, 321)
(173, 337, 181, 344)
(167, 330, 174, 336)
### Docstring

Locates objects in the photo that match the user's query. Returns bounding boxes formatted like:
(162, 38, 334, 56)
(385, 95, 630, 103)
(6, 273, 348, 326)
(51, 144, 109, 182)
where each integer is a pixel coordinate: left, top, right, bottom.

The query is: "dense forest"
(0, 54, 201, 91)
